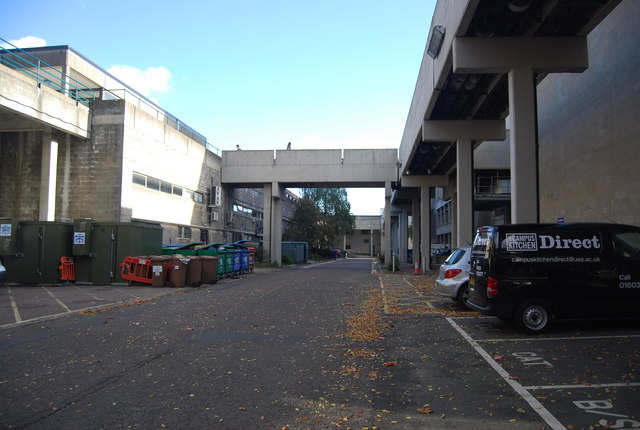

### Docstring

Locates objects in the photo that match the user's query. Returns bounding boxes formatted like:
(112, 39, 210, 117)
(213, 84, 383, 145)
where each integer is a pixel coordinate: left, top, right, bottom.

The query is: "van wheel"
(514, 300, 553, 334)
(456, 283, 470, 308)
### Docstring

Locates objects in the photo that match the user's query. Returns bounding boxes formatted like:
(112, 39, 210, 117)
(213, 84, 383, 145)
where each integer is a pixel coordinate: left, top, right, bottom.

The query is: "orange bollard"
(413, 258, 420, 275)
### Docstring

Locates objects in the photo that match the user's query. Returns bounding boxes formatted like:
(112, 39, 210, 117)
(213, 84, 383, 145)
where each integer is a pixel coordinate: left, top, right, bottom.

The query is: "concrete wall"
(0, 131, 44, 219)
(0, 63, 90, 138)
(537, 0, 640, 225)
(474, 139, 509, 170)
(56, 99, 124, 222)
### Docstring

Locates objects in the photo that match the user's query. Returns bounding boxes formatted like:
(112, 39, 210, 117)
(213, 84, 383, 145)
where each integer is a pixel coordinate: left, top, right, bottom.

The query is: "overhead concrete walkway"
(222, 149, 399, 265)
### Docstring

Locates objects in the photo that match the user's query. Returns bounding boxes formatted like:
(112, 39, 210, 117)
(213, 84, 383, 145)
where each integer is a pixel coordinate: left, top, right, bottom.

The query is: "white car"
(0, 261, 5, 285)
(436, 246, 471, 308)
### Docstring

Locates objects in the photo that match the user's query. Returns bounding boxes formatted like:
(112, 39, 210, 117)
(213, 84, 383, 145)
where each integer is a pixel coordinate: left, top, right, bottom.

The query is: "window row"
(232, 203, 263, 219)
(133, 172, 204, 203)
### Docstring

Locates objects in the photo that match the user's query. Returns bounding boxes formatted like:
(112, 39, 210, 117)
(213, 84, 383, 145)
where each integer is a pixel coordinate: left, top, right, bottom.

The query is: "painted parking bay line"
(42, 286, 72, 312)
(7, 286, 22, 323)
(446, 317, 566, 430)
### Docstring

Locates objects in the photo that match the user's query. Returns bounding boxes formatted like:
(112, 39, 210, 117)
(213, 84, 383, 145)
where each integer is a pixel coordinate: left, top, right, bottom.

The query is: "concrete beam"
(400, 175, 448, 188)
(422, 120, 505, 142)
(453, 37, 588, 74)
(221, 149, 398, 187)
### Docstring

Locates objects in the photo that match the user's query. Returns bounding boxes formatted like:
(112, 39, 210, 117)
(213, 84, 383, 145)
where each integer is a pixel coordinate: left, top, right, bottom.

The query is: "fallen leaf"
(494, 355, 505, 361)
(383, 361, 397, 367)
(418, 407, 433, 414)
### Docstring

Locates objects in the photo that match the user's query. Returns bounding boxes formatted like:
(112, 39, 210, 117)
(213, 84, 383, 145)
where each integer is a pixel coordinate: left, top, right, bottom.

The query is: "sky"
(2, 0, 437, 215)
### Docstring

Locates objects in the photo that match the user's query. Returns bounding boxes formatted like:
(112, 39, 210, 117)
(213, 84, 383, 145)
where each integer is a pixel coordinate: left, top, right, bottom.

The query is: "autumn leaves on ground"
(293, 274, 477, 429)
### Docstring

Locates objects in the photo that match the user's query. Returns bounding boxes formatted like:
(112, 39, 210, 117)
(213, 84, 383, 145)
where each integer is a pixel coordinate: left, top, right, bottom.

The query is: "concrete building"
(393, 0, 639, 271)
(336, 215, 382, 257)
(0, 44, 296, 247)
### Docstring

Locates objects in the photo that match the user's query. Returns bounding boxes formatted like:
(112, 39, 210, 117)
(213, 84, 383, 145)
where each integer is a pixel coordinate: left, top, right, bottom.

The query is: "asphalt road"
(1, 259, 638, 429)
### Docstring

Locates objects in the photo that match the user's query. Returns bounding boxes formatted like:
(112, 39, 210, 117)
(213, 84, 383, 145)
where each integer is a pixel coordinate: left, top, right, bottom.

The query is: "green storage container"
(4, 221, 73, 284)
(74, 221, 163, 285)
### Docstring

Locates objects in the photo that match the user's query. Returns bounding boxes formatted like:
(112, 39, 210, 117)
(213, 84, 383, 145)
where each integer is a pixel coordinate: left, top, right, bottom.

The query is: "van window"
(611, 230, 640, 260)
(472, 227, 494, 258)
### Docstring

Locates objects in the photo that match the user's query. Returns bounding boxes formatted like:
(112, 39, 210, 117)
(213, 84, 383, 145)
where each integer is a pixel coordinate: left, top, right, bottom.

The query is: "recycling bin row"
(121, 254, 219, 288)
(162, 242, 255, 280)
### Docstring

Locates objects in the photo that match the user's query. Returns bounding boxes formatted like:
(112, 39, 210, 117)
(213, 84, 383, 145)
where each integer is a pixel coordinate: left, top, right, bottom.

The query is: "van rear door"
(468, 226, 495, 309)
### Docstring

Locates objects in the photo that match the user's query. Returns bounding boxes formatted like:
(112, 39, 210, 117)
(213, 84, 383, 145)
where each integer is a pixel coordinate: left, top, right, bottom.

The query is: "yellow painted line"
(42, 286, 72, 312)
(7, 286, 22, 323)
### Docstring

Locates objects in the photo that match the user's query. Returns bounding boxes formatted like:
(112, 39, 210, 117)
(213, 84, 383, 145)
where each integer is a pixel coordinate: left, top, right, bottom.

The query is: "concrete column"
(383, 182, 392, 263)
(420, 186, 431, 272)
(263, 183, 272, 262)
(456, 139, 474, 246)
(412, 198, 420, 267)
(370, 228, 374, 257)
(39, 128, 58, 221)
(271, 182, 283, 266)
(399, 210, 408, 263)
(451, 196, 458, 249)
(508, 67, 539, 223)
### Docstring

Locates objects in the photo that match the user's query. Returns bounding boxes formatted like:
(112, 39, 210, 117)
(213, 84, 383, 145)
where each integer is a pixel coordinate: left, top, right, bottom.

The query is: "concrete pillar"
(383, 182, 392, 263)
(456, 139, 474, 246)
(412, 198, 420, 267)
(271, 182, 283, 265)
(399, 210, 408, 263)
(508, 67, 539, 223)
(263, 183, 272, 262)
(39, 128, 58, 221)
(420, 185, 431, 272)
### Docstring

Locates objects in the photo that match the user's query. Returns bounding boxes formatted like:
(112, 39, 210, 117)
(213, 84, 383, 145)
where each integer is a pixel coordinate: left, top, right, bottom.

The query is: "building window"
(178, 226, 192, 239)
(132, 172, 146, 186)
(132, 172, 204, 203)
(160, 181, 172, 194)
(364, 239, 370, 244)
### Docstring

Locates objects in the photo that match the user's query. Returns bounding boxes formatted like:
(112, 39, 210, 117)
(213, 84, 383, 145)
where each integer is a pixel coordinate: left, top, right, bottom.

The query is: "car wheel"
(514, 300, 553, 334)
(456, 283, 470, 308)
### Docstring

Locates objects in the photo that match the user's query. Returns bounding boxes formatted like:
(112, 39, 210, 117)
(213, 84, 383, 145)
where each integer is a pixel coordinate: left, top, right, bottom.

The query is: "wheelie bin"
(166, 255, 189, 287)
(162, 242, 203, 256)
(200, 256, 219, 284)
(185, 255, 202, 287)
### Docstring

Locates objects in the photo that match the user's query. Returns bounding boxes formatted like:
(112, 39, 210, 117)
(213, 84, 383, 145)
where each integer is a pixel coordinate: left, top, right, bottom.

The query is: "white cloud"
(2, 36, 47, 49)
(107, 65, 172, 97)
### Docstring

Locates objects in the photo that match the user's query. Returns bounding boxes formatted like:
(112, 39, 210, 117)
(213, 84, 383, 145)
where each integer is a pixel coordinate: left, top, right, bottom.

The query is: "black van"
(467, 223, 640, 334)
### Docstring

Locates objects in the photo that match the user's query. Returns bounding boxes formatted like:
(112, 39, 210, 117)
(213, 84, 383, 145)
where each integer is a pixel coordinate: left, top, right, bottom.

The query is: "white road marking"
(300, 261, 337, 269)
(525, 382, 640, 390)
(42, 286, 71, 312)
(479, 334, 640, 342)
(447, 317, 567, 430)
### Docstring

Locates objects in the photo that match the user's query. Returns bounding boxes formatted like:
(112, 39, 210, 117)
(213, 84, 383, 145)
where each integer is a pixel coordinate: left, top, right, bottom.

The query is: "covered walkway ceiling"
(402, 0, 621, 177)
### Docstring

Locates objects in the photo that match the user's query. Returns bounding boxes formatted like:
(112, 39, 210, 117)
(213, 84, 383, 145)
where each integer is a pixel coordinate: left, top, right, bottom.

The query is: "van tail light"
(486, 277, 499, 298)
(444, 269, 462, 279)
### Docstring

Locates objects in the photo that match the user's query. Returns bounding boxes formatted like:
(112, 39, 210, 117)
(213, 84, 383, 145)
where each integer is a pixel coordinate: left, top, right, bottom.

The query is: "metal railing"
(0, 37, 96, 106)
(475, 176, 511, 197)
(0, 37, 219, 155)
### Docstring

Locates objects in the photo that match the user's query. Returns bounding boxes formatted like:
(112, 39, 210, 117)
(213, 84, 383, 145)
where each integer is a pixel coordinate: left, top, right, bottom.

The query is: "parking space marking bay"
(447, 317, 567, 430)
